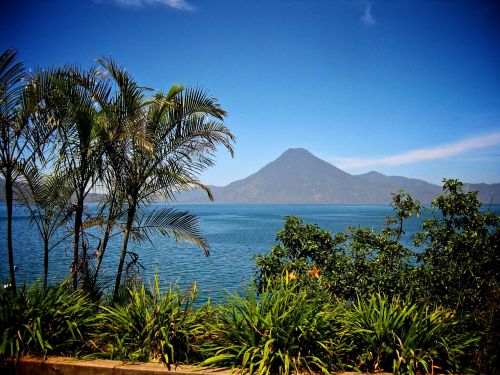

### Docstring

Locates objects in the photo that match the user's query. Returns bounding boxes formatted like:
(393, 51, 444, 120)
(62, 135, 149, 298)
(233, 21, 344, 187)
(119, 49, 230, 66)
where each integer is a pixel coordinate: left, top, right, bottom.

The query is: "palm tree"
(0, 49, 29, 290)
(1, 50, 69, 291)
(97, 58, 236, 300)
(85, 58, 148, 284)
(45, 65, 111, 289)
(16, 164, 74, 287)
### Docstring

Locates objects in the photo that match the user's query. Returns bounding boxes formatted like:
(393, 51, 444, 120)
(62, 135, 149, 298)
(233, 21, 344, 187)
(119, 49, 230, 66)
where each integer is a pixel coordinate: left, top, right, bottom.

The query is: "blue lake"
(1, 203, 499, 301)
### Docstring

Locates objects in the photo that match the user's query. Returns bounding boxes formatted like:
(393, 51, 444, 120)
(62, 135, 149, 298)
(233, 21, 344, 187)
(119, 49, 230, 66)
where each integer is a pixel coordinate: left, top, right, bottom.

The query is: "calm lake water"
(1, 203, 499, 301)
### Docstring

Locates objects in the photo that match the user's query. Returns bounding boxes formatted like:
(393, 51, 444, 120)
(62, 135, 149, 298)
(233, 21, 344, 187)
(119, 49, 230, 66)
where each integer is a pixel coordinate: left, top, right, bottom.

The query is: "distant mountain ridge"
(1, 148, 499, 204)
(174, 148, 500, 204)
(0, 179, 103, 204)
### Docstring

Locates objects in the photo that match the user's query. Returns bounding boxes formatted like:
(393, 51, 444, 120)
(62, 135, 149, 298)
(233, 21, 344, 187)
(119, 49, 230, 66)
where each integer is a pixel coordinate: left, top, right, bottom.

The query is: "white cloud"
(361, 1, 375, 26)
(334, 131, 500, 169)
(108, 0, 195, 11)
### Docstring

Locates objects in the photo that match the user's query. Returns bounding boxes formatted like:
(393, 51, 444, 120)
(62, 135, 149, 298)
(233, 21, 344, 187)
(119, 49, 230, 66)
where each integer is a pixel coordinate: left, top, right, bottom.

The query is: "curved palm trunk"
(113, 203, 136, 301)
(72, 193, 84, 290)
(94, 224, 111, 281)
(94, 196, 117, 281)
(5, 167, 17, 291)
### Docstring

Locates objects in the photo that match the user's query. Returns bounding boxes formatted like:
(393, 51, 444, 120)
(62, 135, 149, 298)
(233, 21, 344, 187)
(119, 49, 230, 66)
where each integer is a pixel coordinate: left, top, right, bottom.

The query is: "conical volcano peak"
(275, 148, 327, 165)
(279, 148, 315, 159)
(282, 147, 311, 154)
(263, 147, 352, 180)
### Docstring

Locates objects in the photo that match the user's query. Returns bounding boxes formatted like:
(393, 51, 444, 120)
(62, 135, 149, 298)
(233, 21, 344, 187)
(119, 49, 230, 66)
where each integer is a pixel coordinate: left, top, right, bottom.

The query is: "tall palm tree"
(97, 58, 236, 300)
(46, 66, 111, 289)
(1, 50, 69, 291)
(16, 164, 74, 287)
(0, 49, 29, 290)
(88, 58, 147, 283)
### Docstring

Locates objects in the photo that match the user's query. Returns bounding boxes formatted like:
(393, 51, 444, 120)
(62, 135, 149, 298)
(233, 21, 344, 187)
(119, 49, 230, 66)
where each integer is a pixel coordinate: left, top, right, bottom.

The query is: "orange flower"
(287, 272, 297, 281)
(309, 266, 320, 278)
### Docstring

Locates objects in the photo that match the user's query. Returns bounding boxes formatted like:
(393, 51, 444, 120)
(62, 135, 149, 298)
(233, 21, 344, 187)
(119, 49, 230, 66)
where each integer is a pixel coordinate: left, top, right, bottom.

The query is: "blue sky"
(2, 0, 500, 185)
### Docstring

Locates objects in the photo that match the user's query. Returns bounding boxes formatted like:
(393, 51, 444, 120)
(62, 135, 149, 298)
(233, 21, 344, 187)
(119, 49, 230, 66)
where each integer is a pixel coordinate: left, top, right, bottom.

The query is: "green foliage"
(340, 294, 479, 374)
(254, 215, 349, 292)
(415, 179, 500, 372)
(0, 282, 96, 358)
(198, 281, 478, 374)
(92, 275, 201, 367)
(255, 179, 499, 373)
(129, 207, 210, 255)
(91, 58, 235, 300)
(1, 48, 31, 291)
(255, 191, 420, 300)
(16, 164, 75, 287)
(416, 179, 499, 312)
(199, 278, 343, 374)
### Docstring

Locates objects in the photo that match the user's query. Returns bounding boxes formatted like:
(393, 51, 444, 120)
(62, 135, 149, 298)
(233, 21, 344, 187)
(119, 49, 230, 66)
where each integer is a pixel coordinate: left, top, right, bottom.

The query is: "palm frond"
(179, 87, 227, 120)
(0, 48, 24, 122)
(130, 207, 209, 255)
(15, 162, 75, 250)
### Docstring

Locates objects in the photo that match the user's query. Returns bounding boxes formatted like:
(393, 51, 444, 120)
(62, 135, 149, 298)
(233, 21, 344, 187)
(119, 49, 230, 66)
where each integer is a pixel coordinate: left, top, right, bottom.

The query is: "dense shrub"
(416, 179, 500, 372)
(340, 294, 479, 374)
(416, 180, 499, 311)
(199, 278, 345, 374)
(0, 281, 96, 358)
(255, 191, 420, 300)
(197, 281, 478, 374)
(91, 275, 202, 367)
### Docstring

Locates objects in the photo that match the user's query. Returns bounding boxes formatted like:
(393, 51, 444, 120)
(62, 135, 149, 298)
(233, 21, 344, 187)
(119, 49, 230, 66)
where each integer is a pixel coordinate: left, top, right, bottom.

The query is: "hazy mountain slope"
(355, 171, 441, 203)
(464, 182, 500, 205)
(174, 149, 500, 204)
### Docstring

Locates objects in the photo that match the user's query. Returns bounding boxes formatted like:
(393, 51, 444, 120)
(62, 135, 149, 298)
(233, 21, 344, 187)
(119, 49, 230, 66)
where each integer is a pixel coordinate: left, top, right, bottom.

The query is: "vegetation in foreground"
(1, 179, 498, 374)
(1, 48, 499, 374)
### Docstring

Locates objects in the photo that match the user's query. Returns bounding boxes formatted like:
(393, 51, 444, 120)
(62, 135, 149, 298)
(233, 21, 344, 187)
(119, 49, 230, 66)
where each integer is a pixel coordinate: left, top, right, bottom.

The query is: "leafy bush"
(255, 191, 420, 300)
(254, 215, 349, 293)
(412, 180, 499, 372)
(0, 282, 96, 358)
(340, 294, 479, 374)
(199, 278, 345, 374)
(416, 179, 499, 312)
(92, 275, 201, 367)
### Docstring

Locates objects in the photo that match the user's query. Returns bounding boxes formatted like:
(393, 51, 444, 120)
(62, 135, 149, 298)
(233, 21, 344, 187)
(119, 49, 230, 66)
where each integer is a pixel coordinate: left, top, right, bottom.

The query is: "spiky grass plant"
(93, 274, 201, 367)
(199, 278, 344, 374)
(0, 281, 97, 358)
(340, 293, 479, 374)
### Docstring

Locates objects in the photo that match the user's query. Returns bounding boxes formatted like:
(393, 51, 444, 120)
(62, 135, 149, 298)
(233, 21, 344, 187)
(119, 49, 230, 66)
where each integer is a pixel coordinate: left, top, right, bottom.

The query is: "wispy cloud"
(361, 1, 375, 26)
(106, 0, 195, 11)
(334, 131, 500, 169)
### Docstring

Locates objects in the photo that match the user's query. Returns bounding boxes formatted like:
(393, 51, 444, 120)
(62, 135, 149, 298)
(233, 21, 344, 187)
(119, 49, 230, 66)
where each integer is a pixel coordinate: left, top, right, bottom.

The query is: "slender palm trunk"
(72, 193, 84, 290)
(43, 240, 49, 288)
(5, 167, 17, 291)
(94, 197, 116, 281)
(113, 203, 136, 300)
